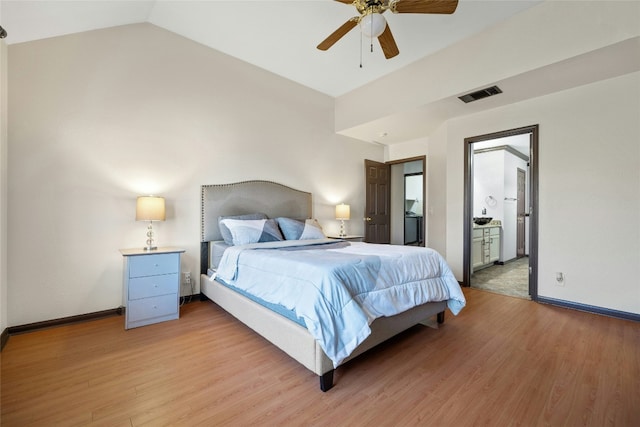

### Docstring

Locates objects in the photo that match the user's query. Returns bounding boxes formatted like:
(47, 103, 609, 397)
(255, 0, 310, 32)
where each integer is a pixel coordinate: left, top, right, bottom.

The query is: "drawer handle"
(153, 305, 158, 309)
(154, 263, 159, 267)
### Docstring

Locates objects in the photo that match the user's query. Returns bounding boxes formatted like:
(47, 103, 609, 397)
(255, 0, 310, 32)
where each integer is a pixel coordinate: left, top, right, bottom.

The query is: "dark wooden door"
(364, 159, 391, 243)
(517, 168, 526, 257)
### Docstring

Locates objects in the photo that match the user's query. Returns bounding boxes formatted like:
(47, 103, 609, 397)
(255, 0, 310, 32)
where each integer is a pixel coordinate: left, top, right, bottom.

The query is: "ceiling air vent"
(458, 85, 502, 103)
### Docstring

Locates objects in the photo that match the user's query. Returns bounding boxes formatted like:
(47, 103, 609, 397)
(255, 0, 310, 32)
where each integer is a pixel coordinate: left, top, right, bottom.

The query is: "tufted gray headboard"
(200, 180, 312, 273)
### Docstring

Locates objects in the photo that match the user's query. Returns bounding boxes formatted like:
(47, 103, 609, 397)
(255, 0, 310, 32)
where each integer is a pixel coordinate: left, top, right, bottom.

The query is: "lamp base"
(144, 222, 157, 251)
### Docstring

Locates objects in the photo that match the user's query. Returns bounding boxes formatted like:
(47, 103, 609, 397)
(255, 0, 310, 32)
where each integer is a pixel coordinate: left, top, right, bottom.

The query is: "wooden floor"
(2, 288, 639, 426)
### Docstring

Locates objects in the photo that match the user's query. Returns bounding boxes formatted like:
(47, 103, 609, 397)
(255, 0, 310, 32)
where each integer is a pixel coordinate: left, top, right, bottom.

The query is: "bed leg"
(319, 370, 334, 392)
(437, 310, 445, 324)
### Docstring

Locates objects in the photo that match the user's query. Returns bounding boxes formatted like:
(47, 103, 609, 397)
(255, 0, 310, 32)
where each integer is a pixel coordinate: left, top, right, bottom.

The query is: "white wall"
(474, 151, 504, 218)
(332, 1, 640, 316)
(7, 23, 383, 326)
(1, 39, 8, 333)
(474, 149, 528, 261)
(336, 1, 640, 132)
(336, 3, 640, 279)
(502, 150, 529, 260)
(385, 138, 428, 163)
(405, 173, 423, 216)
(426, 127, 447, 258)
(390, 163, 404, 245)
(436, 72, 640, 314)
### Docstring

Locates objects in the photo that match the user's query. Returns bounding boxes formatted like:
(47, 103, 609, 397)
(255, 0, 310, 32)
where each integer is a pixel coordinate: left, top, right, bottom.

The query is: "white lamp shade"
(335, 204, 351, 220)
(136, 196, 166, 221)
(360, 13, 387, 38)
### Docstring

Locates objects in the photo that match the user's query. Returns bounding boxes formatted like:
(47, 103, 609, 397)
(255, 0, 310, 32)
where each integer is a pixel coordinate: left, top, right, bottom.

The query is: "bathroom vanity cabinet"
(472, 226, 501, 270)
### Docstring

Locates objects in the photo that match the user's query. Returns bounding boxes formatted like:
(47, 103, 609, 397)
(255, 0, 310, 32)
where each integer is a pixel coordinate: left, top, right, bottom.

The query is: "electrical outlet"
(183, 271, 191, 285)
(555, 272, 565, 286)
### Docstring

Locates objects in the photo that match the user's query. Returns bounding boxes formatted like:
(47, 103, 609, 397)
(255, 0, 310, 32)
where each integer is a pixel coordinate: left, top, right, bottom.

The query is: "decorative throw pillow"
(218, 213, 268, 245)
(219, 218, 284, 246)
(276, 218, 325, 240)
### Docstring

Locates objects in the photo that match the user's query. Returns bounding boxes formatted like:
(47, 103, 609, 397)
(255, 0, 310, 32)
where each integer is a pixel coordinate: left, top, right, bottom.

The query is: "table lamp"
(136, 196, 166, 250)
(335, 203, 350, 238)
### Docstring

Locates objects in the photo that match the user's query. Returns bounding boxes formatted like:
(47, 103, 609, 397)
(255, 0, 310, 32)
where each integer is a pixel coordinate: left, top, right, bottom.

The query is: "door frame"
(462, 125, 539, 300)
(516, 167, 526, 258)
(367, 156, 426, 245)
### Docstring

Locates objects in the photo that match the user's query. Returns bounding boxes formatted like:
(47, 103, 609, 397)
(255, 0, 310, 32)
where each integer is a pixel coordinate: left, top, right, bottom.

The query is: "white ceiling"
(1, 0, 542, 97)
(2, 1, 638, 146)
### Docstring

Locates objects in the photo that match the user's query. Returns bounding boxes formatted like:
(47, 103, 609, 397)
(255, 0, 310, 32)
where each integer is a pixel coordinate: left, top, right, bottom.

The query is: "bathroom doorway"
(463, 125, 539, 300)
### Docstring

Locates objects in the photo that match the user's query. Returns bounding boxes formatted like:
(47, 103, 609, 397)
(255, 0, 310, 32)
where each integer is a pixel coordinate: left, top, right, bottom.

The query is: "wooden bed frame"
(199, 180, 446, 391)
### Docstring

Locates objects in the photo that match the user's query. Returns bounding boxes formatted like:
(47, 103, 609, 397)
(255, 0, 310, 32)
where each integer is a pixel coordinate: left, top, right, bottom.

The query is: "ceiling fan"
(317, 0, 459, 59)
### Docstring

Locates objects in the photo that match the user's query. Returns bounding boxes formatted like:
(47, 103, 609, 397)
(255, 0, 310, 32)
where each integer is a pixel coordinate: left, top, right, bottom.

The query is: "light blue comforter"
(215, 239, 465, 367)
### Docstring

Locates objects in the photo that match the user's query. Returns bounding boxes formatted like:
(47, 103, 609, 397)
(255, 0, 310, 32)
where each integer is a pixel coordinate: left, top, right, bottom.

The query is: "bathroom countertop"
(473, 220, 502, 228)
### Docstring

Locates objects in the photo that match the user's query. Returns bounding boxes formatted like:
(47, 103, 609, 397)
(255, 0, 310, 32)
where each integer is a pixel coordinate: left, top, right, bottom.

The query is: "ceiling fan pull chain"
(370, 10, 374, 53)
(360, 28, 363, 68)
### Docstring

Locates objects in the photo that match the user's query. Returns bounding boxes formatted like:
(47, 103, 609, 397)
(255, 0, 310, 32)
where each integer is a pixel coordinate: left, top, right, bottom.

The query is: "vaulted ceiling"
(2, 1, 638, 145)
(1, 0, 541, 97)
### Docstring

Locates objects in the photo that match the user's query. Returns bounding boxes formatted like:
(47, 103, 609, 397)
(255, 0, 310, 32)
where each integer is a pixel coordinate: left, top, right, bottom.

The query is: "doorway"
(463, 125, 539, 301)
(365, 156, 426, 246)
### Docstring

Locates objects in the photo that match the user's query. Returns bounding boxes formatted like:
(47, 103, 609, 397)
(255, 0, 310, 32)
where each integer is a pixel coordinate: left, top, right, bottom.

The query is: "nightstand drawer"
(129, 253, 179, 278)
(127, 294, 178, 323)
(128, 274, 178, 300)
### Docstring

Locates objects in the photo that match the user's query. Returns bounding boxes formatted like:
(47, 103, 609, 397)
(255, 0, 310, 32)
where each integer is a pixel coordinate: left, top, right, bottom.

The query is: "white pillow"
(219, 218, 284, 246)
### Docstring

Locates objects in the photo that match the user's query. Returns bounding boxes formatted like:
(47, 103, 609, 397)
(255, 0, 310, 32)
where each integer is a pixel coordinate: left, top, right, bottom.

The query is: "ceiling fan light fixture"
(360, 13, 386, 38)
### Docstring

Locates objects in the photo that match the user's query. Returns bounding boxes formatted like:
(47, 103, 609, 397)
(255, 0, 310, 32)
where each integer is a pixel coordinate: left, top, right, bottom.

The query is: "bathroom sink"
(473, 217, 493, 225)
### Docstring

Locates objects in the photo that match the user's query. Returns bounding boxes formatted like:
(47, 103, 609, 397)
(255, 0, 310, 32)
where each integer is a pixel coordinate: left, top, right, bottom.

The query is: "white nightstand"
(120, 247, 185, 329)
(328, 235, 364, 242)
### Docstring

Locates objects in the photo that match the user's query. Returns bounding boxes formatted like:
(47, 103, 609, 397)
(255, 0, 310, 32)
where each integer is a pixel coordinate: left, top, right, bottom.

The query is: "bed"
(199, 180, 465, 391)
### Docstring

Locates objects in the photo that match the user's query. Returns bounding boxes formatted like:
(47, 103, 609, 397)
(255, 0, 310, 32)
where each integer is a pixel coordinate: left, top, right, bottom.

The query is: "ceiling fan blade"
(317, 19, 358, 51)
(391, 0, 459, 14)
(377, 24, 399, 59)
(334, 0, 355, 4)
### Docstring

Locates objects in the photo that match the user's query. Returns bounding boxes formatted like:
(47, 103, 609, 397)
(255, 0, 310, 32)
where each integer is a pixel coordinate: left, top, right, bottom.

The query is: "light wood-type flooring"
(2, 288, 639, 426)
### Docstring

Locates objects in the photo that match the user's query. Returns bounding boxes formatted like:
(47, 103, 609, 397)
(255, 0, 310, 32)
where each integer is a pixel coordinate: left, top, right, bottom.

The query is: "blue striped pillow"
(276, 218, 325, 240)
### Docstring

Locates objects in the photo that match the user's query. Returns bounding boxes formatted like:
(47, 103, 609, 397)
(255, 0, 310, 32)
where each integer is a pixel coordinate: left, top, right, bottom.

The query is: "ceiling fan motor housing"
(355, 0, 387, 15)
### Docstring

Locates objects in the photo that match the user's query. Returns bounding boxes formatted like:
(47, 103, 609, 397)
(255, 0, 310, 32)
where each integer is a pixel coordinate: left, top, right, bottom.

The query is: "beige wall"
(1, 39, 7, 332)
(7, 23, 382, 326)
(5, 2, 639, 327)
(337, 0, 640, 315)
(435, 71, 640, 314)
